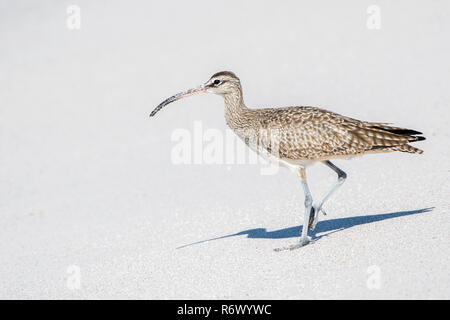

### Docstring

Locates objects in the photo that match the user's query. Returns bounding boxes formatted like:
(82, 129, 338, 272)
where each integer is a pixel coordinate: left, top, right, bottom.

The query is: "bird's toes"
(273, 236, 312, 252)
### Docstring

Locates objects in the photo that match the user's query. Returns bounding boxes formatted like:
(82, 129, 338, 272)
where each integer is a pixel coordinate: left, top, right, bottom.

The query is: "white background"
(0, 0, 449, 298)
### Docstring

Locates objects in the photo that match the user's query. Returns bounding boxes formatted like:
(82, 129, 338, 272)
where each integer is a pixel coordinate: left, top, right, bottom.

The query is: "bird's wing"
(256, 107, 423, 160)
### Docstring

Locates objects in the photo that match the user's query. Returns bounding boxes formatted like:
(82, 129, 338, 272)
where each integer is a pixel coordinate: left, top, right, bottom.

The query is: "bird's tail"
(362, 122, 425, 154)
(371, 144, 424, 154)
(391, 144, 424, 154)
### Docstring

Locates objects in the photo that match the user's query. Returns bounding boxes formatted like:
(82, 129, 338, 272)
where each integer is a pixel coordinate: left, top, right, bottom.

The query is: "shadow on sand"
(177, 207, 434, 249)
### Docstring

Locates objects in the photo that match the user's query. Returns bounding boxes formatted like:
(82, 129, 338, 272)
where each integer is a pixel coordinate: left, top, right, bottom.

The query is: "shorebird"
(150, 71, 425, 250)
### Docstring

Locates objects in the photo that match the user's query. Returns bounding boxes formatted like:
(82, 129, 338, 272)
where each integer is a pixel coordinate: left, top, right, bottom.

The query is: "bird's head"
(204, 71, 241, 96)
(150, 71, 241, 117)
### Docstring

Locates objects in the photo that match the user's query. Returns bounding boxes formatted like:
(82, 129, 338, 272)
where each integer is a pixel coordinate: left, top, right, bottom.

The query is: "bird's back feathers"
(237, 106, 425, 160)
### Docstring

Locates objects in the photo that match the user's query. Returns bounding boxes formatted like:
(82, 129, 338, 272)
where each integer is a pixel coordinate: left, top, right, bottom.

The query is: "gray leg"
(274, 167, 313, 251)
(309, 160, 347, 230)
(300, 179, 313, 241)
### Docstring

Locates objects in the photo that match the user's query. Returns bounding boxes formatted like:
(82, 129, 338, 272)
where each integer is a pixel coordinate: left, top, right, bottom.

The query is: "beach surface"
(0, 0, 449, 299)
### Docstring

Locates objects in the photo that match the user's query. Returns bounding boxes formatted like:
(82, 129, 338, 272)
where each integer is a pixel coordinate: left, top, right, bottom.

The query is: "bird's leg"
(274, 167, 313, 251)
(309, 160, 347, 230)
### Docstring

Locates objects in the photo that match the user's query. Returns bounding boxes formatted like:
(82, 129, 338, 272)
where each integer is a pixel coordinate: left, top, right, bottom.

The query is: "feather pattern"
(225, 102, 424, 160)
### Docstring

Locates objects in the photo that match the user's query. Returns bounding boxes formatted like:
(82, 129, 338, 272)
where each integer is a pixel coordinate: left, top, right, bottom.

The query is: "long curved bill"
(150, 85, 207, 117)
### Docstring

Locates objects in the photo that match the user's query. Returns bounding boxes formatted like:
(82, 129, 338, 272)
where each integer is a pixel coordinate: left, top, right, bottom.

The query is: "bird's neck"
(223, 88, 250, 129)
(224, 88, 245, 109)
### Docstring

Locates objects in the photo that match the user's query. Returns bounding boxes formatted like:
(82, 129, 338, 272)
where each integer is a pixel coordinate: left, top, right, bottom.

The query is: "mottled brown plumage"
(235, 105, 424, 161)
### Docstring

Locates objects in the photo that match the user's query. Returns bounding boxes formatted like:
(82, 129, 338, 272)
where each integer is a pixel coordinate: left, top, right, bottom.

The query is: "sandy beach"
(0, 0, 449, 299)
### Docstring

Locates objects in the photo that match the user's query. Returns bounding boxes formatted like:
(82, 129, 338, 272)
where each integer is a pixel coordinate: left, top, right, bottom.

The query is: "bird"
(150, 71, 425, 251)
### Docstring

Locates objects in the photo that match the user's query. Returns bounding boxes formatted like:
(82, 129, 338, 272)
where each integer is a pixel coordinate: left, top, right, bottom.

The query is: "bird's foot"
(308, 204, 326, 231)
(274, 236, 312, 252)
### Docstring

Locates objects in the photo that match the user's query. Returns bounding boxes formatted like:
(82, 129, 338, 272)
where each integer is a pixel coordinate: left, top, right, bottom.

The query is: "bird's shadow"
(177, 207, 434, 249)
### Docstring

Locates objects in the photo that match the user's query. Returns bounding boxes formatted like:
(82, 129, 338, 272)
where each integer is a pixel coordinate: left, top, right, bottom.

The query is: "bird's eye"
(213, 79, 221, 85)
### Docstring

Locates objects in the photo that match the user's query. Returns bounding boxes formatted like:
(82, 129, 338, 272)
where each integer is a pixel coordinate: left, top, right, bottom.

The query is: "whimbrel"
(150, 71, 425, 250)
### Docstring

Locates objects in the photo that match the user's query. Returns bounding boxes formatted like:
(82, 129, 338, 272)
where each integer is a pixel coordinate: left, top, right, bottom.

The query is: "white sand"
(0, 0, 449, 299)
